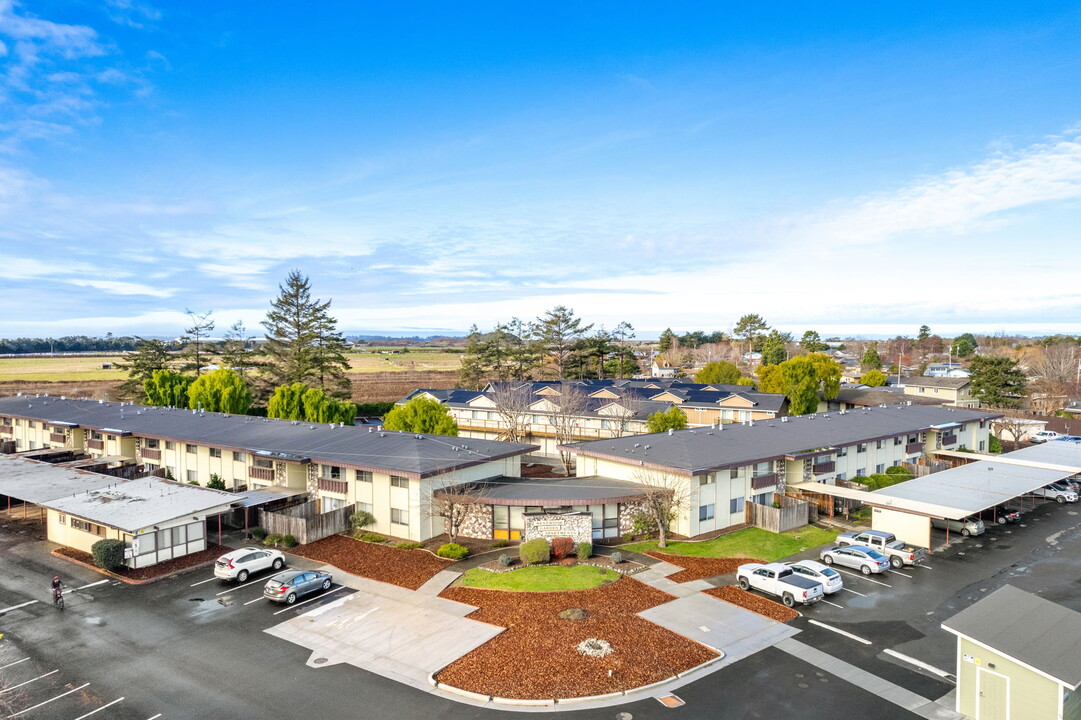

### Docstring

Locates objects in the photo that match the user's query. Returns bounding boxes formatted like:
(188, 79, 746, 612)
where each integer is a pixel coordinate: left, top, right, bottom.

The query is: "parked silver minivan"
(930, 516, 986, 537)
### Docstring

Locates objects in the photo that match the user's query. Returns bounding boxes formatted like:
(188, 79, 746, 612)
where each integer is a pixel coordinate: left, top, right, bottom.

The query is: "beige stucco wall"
(955, 636, 1062, 720)
(872, 507, 931, 548)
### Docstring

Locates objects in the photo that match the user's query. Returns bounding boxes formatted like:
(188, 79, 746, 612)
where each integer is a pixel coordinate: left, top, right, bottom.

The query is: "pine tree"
(115, 338, 171, 400)
(536, 305, 594, 378)
(261, 270, 352, 398)
(179, 309, 216, 376)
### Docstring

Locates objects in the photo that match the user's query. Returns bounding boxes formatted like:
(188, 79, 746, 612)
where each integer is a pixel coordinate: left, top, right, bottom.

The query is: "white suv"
(1030, 483, 1079, 504)
(1030, 430, 1061, 443)
(214, 547, 286, 582)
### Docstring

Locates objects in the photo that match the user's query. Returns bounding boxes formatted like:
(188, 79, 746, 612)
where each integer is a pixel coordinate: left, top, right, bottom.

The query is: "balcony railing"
(87, 439, 104, 450)
(0, 425, 12, 435)
(751, 473, 778, 490)
(141, 448, 161, 460)
(905, 441, 924, 454)
(812, 461, 835, 475)
(249, 466, 274, 481)
(941, 434, 957, 446)
(317, 478, 348, 495)
(50, 433, 66, 444)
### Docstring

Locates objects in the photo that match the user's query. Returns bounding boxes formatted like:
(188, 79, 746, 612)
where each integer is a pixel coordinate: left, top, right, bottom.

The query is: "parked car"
(1056, 478, 1081, 494)
(263, 569, 334, 604)
(930, 516, 986, 536)
(214, 547, 286, 582)
(819, 545, 891, 575)
(1029, 430, 1061, 443)
(736, 562, 824, 606)
(990, 504, 1022, 524)
(786, 559, 843, 594)
(1030, 483, 1079, 504)
(836, 529, 925, 568)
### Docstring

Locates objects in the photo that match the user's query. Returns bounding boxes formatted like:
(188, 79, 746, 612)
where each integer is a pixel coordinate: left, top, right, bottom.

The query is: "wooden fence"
(260, 501, 358, 545)
(747, 493, 810, 533)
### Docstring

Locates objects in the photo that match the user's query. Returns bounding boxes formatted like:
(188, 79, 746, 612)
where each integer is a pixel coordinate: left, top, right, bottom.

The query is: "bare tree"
(422, 480, 491, 543)
(632, 468, 691, 549)
(179, 308, 216, 376)
(609, 391, 647, 438)
(991, 412, 1040, 445)
(489, 382, 535, 444)
(1028, 343, 1079, 397)
(548, 383, 592, 475)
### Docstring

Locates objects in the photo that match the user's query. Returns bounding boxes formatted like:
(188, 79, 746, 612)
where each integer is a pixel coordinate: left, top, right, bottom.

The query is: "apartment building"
(901, 376, 979, 408)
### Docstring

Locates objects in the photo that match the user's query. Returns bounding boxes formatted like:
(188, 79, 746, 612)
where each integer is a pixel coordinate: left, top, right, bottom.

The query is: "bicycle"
(53, 585, 64, 610)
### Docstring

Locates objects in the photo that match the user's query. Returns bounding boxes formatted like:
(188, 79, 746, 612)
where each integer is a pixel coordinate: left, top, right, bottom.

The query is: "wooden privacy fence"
(260, 501, 358, 545)
(746, 494, 810, 533)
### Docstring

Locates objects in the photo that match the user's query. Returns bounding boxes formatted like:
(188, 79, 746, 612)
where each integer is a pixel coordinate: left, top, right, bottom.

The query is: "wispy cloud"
(65, 279, 176, 298)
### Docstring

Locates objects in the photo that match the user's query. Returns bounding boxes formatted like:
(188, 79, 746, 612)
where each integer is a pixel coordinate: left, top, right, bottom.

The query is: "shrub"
(611, 551, 623, 564)
(551, 536, 574, 560)
(498, 553, 513, 567)
(577, 541, 592, 559)
(263, 534, 282, 547)
(622, 533, 633, 543)
(989, 435, 1003, 453)
(492, 539, 509, 548)
(885, 465, 913, 476)
(250, 527, 267, 541)
(282, 534, 298, 548)
(206, 474, 227, 491)
(631, 511, 656, 535)
(350, 510, 376, 531)
(395, 541, 423, 550)
(519, 538, 551, 565)
(358, 532, 386, 543)
(772, 500, 781, 509)
(437, 543, 470, 560)
(91, 538, 125, 571)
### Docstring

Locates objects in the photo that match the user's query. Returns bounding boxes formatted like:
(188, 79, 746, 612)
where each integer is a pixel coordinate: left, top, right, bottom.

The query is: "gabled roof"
(943, 585, 1081, 688)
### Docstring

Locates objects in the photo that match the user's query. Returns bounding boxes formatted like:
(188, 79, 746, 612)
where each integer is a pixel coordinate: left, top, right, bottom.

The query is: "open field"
(0, 355, 128, 381)
(346, 350, 462, 373)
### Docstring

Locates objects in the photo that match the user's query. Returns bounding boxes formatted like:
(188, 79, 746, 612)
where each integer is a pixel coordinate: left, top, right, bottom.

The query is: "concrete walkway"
(777, 638, 966, 720)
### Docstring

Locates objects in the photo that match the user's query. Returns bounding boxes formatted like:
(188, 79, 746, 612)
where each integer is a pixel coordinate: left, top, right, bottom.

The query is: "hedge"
(91, 538, 126, 571)
(437, 543, 470, 560)
(519, 538, 550, 565)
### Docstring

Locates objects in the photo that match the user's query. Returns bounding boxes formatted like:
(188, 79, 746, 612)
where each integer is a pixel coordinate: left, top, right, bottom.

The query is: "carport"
(0, 453, 118, 520)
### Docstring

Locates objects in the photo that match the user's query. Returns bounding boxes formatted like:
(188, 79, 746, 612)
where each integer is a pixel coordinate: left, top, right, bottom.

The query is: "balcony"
(941, 434, 957, 446)
(87, 439, 104, 450)
(905, 441, 924, 454)
(317, 478, 348, 495)
(249, 466, 274, 482)
(812, 461, 835, 475)
(50, 433, 66, 444)
(0, 425, 13, 435)
(751, 473, 778, 490)
(141, 448, 161, 460)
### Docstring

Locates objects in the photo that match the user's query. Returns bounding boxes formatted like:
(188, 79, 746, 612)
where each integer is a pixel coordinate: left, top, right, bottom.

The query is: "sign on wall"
(522, 511, 592, 544)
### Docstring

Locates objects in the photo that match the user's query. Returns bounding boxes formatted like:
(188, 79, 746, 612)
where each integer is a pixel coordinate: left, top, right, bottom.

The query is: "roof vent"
(644, 445, 650, 449)
(379, 432, 386, 438)
(634, 443, 640, 448)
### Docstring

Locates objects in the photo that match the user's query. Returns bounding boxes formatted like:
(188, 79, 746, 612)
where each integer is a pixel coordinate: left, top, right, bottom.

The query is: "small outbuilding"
(942, 584, 1081, 720)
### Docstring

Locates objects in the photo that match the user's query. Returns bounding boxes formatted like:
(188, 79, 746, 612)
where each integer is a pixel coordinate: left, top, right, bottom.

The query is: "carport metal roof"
(792, 481, 976, 520)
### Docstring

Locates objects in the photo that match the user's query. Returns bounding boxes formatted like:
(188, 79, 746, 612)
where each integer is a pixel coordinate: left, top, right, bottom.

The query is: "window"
(321, 465, 342, 480)
(753, 492, 771, 506)
(107, 435, 116, 441)
(71, 518, 105, 536)
(391, 508, 408, 526)
(322, 496, 346, 512)
(253, 457, 273, 469)
(876, 464, 885, 474)
(91, 431, 102, 440)
(894, 437, 903, 445)
(699, 504, 715, 521)
(186, 470, 199, 484)
(209, 448, 222, 458)
(166, 441, 175, 450)
(836, 447, 848, 457)
(979, 440, 986, 451)
(233, 451, 245, 462)
(837, 473, 847, 481)
(753, 461, 771, 477)
(730, 468, 739, 479)
(185, 444, 197, 454)
(356, 470, 373, 483)
(856, 468, 866, 477)
(857, 444, 867, 453)
(908, 434, 918, 444)
(145, 438, 160, 449)
(730, 497, 745, 514)
(356, 502, 373, 514)
(58, 514, 66, 525)
(390, 475, 409, 488)
(699, 474, 715, 486)
(876, 440, 883, 449)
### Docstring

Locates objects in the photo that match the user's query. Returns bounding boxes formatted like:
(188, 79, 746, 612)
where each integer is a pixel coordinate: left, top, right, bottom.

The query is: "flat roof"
(233, 486, 307, 508)
(0, 455, 119, 504)
(41, 476, 237, 533)
(567, 404, 1000, 475)
(0, 395, 537, 479)
(462, 476, 648, 506)
(943, 585, 1081, 688)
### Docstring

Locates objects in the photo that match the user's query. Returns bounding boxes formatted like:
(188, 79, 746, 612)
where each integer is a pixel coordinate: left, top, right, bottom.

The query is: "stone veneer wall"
(619, 499, 649, 534)
(456, 504, 494, 540)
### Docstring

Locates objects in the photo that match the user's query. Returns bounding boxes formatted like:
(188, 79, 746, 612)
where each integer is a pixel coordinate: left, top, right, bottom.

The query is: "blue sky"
(2, 1, 1081, 339)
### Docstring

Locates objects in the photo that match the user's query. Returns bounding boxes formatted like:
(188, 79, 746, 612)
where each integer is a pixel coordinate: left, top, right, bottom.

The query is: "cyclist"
(51, 575, 64, 604)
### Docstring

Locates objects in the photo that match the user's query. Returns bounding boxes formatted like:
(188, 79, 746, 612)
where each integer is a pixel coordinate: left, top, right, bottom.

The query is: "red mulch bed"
(421, 533, 515, 556)
(291, 534, 452, 590)
(54, 544, 230, 581)
(520, 463, 565, 478)
(704, 585, 799, 623)
(437, 577, 718, 699)
(646, 551, 759, 583)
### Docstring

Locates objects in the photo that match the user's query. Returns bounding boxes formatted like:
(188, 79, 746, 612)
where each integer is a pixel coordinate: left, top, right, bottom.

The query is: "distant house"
(926, 362, 970, 378)
(650, 359, 679, 378)
(900, 376, 979, 409)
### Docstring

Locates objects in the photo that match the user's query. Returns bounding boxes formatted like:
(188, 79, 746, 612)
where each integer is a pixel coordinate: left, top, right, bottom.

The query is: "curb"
(50, 549, 223, 586)
(557, 690, 625, 704)
(492, 697, 555, 707)
(437, 684, 491, 703)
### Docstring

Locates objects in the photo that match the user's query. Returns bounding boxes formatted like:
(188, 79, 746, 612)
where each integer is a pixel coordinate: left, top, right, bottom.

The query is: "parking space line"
(833, 569, 891, 587)
(841, 587, 867, 597)
(915, 564, 932, 570)
(145, 715, 162, 720)
(0, 600, 38, 615)
(821, 599, 844, 609)
(9, 682, 89, 717)
(272, 586, 346, 616)
(72, 697, 124, 719)
(75, 579, 109, 591)
(883, 649, 954, 680)
(1, 669, 58, 694)
(808, 619, 872, 645)
(216, 579, 261, 596)
(190, 577, 217, 586)
(243, 595, 265, 606)
(0, 658, 29, 671)
(887, 569, 913, 578)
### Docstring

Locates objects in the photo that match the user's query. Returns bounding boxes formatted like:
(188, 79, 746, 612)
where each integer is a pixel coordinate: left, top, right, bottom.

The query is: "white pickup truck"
(736, 562, 824, 607)
(837, 529, 925, 568)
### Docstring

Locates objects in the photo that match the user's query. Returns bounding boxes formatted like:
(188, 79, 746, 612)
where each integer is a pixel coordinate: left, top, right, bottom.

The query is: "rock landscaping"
(437, 577, 718, 699)
(646, 551, 757, 582)
(291, 533, 452, 590)
(704, 585, 800, 623)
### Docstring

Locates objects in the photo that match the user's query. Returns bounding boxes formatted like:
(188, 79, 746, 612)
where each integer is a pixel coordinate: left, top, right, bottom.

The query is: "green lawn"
(623, 526, 840, 562)
(459, 565, 621, 591)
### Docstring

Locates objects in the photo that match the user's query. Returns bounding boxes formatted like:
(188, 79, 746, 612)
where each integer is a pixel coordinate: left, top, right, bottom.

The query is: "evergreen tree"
(969, 356, 1027, 408)
(188, 369, 252, 414)
(695, 361, 742, 384)
(645, 406, 688, 433)
(261, 270, 352, 398)
(143, 369, 192, 407)
(383, 396, 459, 435)
(115, 338, 172, 400)
(458, 325, 489, 390)
(732, 313, 770, 350)
(658, 328, 675, 353)
(536, 305, 593, 378)
(178, 309, 215, 376)
(861, 341, 883, 370)
(760, 330, 788, 366)
(800, 330, 827, 353)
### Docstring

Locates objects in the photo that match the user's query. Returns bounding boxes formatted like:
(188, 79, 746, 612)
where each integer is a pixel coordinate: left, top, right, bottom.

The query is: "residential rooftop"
(0, 454, 118, 504)
(464, 475, 648, 506)
(0, 395, 537, 478)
